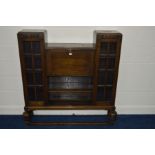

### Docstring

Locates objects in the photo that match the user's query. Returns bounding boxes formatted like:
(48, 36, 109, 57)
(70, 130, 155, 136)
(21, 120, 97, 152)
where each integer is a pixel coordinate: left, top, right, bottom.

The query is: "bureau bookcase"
(17, 30, 122, 125)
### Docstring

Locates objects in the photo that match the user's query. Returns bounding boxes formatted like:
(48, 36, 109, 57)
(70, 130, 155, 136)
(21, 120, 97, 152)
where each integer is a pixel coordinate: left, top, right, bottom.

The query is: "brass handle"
(67, 49, 72, 56)
(69, 52, 72, 56)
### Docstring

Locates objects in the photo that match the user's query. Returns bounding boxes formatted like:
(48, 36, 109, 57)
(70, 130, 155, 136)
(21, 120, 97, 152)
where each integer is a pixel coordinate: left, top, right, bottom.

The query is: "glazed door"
(93, 35, 122, 105)
(18, 32, 47, 106)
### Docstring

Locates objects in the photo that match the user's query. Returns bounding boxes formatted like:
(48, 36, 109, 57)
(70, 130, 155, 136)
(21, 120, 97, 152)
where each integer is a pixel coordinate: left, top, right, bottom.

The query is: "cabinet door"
(46, 49, 94, 76)
(18, 31, 47, 105)
(93, 34, 122, 105)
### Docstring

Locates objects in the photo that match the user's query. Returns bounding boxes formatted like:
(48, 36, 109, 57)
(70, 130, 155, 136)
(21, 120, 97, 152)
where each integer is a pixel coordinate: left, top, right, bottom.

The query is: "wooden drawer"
(46, 49, 94, 76)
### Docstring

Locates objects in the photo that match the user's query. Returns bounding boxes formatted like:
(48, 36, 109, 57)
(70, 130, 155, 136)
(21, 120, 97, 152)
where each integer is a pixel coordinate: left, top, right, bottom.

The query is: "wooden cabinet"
(17, 30, 122, 125)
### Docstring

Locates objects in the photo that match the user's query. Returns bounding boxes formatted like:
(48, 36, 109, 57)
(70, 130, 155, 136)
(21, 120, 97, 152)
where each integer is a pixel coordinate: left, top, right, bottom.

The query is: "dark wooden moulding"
(17, 30, 122, 125)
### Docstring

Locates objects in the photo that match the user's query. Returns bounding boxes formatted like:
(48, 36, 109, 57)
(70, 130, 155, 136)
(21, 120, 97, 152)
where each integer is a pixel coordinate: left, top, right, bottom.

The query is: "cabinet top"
(94, 30, 122, 34)
(18, 29, 46, 33)
(18, 29, 121, 34)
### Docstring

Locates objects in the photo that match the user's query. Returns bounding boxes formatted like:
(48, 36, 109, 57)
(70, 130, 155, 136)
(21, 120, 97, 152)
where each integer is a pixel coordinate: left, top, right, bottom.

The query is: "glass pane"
(26, 71, 34, 85)
(100, 42, 108, 53)
(108, 57, 115, 69)
(109, 42, 117, 53)
(32, 41, 40, 53)
(36, 86, 43, 100)
(99, 57, 115, 69)
(98, 71, 114, 85)
(99, 57, 107, 68)
(97, 86, 113, 102)
(23, 41, 31, 54)
(97, 87, 105, 101)
(105, 87, 113, 101)
(98, 71, 106, 85)
(34, 56, 41, 68)
(28, 87, 35, 101)
(107, 71, 114, 85)
(34, 71, 42, 85)
(24, 55, 32, 69)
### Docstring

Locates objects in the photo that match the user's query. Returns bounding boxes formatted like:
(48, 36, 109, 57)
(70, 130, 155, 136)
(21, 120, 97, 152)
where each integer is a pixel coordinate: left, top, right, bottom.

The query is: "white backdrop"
(0, 26, 155, 114)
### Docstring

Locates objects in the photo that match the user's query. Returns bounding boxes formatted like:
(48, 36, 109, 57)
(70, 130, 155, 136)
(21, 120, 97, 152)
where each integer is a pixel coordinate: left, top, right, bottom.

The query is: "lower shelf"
(48, 100, 92, 105)
(48, 91, 92, 102)
(26, 103, 113, 111)
(27, 100, 113, 108)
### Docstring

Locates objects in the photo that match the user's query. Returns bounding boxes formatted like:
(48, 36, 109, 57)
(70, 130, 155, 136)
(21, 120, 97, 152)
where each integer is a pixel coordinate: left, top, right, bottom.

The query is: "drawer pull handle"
(69, 52, 72, 56)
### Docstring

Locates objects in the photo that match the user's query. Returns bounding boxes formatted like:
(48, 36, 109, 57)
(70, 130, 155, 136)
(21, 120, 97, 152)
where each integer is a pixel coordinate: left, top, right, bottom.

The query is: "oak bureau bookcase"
(17, 29, 122, 125)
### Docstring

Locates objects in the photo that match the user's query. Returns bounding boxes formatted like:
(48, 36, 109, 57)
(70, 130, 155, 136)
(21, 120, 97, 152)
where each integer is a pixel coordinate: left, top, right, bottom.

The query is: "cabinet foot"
(107, 109, 117, 121)
(23, 110, 33, 123)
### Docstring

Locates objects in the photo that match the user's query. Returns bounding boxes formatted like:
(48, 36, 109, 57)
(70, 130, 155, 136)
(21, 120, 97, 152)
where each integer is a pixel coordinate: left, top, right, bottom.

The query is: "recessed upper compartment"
(45, 43, 95, 50)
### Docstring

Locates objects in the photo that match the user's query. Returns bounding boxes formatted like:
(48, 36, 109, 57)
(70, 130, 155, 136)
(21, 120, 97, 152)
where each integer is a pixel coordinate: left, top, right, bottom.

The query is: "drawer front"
(46, 49, 94, 76)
